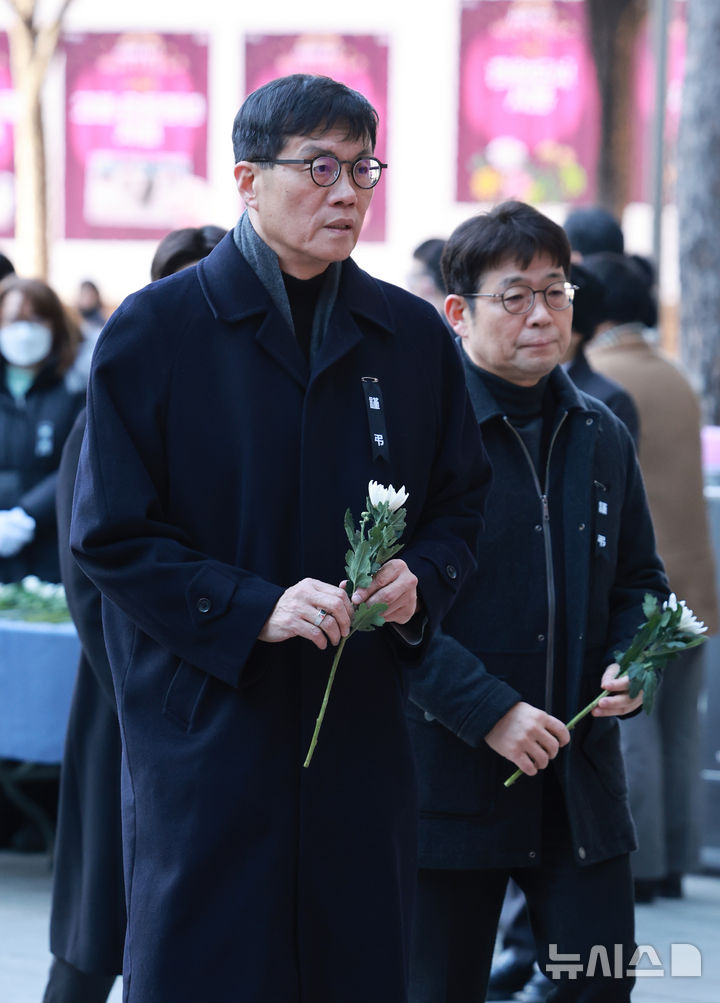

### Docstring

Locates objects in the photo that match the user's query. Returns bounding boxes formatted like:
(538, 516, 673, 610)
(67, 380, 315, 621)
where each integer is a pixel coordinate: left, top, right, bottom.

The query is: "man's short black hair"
(413, 238, 446, 295)
(151, 225, 227, 282)
(0, 251, 14, 282)
(581, 252, 658, 329)
(563, 206, 624, 257)
(232, 74, 378, 163)
(441, 200, 571, 297)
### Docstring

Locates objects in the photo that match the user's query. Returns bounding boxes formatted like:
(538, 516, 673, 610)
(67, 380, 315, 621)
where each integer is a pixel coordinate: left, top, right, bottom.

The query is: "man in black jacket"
(408, 201, 668, 1003)
(488, 259, 642, 1003)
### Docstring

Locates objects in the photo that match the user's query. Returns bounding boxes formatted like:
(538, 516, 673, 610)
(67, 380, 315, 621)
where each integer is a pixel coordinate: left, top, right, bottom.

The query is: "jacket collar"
(197, 229, 394, 335)
(459, 342, 597, 426)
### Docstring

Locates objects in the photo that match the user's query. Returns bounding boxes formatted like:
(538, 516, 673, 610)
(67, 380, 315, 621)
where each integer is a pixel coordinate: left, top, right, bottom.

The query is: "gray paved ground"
(1, 850, 719, 1001)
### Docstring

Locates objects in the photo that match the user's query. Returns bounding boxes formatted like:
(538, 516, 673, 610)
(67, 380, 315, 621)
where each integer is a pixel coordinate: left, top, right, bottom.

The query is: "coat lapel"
(197, 232, 308, 389)
(197, 235, 394, 390)
(310, 258, 393, 381)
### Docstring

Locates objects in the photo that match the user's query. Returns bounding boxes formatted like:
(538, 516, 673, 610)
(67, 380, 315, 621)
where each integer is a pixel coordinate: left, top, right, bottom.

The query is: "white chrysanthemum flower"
(678, 601, 707, 636)
(368, 480, 387, 507)
(387, 484, 409, 512)
(367, 481, 409, 512)
(665, 593, 678, 611)
(21, 575, 41, 593)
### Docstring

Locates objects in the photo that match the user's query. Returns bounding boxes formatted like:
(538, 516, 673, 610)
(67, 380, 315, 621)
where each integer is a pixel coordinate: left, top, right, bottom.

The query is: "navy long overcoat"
(70, 232, 489, 1003)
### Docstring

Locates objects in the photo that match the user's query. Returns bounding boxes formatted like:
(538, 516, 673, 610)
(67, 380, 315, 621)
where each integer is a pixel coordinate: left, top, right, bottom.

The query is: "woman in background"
(0, 275, 84, 584)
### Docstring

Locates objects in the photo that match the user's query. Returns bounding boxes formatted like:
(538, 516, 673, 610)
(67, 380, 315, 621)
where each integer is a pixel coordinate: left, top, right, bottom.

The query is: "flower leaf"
(345, 538, 374, 592)
(642, 593, 659, 619)
(352, 600, 388, 632)
(641, 669, 659, 714)
(344, 507, 358, 547)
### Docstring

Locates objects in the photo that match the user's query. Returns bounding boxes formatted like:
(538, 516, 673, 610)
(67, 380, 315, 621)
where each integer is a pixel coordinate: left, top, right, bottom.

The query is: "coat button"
(528, 850, 537, 859)
(537, 634, 545, 642)
(578, 523, 585, 531)
(586, 418, 594, 426)
(446, 564, 457, 580)
(196, 597, 212, 614)
(578, 846, 587, 860)
(534, 524, 542, 533)
(424, 711, 435, 722)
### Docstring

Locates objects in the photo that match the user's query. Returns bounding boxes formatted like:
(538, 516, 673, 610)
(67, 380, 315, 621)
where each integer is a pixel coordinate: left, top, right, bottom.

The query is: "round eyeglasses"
(251, 154, 387, 189)
(463, 281, 578, 315)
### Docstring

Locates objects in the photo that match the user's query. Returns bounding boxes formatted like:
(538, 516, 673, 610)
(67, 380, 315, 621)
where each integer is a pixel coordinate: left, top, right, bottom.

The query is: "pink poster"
(631, 0, 687, 203)
(64, 32, 209, 239)
(458, 0, 600, 204)
(244, 34, 389, 242)
(0, 34, 14, 238)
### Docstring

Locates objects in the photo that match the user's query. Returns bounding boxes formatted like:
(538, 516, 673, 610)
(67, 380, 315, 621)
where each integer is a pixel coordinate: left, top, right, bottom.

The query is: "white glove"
(0, 507, 36, 557)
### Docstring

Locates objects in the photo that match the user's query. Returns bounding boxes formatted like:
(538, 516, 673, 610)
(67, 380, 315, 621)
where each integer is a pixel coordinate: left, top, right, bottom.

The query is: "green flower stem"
(303, 634, 350, 768)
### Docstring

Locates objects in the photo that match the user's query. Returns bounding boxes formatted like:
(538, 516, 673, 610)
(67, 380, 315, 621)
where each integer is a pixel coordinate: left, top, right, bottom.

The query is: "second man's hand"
(485, 702, 570, 776)
(349, 558, 419, 624)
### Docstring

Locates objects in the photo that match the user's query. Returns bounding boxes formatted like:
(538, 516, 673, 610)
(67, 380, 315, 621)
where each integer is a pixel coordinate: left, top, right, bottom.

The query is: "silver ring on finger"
(313, 608, 328, 627)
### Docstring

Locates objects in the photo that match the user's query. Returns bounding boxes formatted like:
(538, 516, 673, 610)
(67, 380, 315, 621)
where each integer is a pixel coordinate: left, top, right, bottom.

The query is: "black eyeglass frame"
(461, 281, 579, 315)
(248, 154, 388, 189)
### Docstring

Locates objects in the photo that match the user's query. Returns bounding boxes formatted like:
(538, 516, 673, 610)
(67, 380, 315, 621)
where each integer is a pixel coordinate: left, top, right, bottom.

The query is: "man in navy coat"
(407, 201, 668, 1002)
(70, 74, 488, 1002)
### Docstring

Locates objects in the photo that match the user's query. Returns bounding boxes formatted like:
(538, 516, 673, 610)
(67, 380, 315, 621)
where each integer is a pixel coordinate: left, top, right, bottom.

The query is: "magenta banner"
(458, 0, 600, 204)
(244, 34, 389, 242)
(631, 0, 687, 203)
(0, 34, 14, 238)
(64, 32, 209, 239)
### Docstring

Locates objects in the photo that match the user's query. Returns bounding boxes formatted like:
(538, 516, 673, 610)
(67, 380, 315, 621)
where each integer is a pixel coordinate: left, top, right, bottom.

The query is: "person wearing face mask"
(0, 275, 84, 586)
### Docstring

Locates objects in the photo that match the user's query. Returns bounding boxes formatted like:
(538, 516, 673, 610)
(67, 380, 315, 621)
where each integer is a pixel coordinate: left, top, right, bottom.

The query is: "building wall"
(0, 0, 667, 312)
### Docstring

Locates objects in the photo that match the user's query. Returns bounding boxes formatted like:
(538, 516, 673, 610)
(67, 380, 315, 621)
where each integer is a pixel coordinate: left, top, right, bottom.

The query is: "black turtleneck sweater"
(471, 367, 552, 479)
(282, 272, 325, 359)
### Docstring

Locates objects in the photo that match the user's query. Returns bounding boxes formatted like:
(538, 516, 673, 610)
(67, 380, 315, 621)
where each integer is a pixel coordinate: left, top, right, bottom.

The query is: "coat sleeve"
(19, 390, 85, 529)
(603, 423, 669, 665)
(409, 624, 522, 746)
(398, 328, 492, 658)
(70, 296, 284, 689)
(20, 470, 60, 529)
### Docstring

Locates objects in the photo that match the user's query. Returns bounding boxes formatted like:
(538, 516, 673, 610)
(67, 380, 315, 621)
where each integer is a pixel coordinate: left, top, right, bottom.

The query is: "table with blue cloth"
(0, 618, 79, 851)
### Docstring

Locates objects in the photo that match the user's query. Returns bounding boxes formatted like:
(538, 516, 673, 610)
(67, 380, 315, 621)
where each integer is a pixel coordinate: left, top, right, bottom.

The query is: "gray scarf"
(234, 211, 341, 360)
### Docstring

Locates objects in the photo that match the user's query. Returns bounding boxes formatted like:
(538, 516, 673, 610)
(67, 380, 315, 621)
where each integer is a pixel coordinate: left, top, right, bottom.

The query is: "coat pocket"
(162, 659, 209, 732)
(579, 715, 628, 801)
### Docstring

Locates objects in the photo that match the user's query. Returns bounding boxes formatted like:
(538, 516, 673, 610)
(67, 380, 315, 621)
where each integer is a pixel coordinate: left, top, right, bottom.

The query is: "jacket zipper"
(502, 411, 568, 712)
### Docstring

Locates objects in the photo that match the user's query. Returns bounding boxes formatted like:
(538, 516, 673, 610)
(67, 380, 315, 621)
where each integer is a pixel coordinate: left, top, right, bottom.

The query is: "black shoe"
(633, 878, 657, 904)
(516, 965, 555, 1002)
(487, 948, 535, 1000)
(656, 872, 683, 898)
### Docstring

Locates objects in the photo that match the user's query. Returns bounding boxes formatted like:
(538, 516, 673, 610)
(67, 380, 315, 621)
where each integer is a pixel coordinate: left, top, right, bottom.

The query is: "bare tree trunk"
(586, 0, 647, 215)
(5, 0, 73, 279)
(677, 0, 720, 423)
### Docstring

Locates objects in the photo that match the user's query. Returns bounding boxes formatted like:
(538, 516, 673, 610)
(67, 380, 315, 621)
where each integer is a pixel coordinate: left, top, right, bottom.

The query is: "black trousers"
(42, 957, 117, 1003)
(409, 849, 635, 1003)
